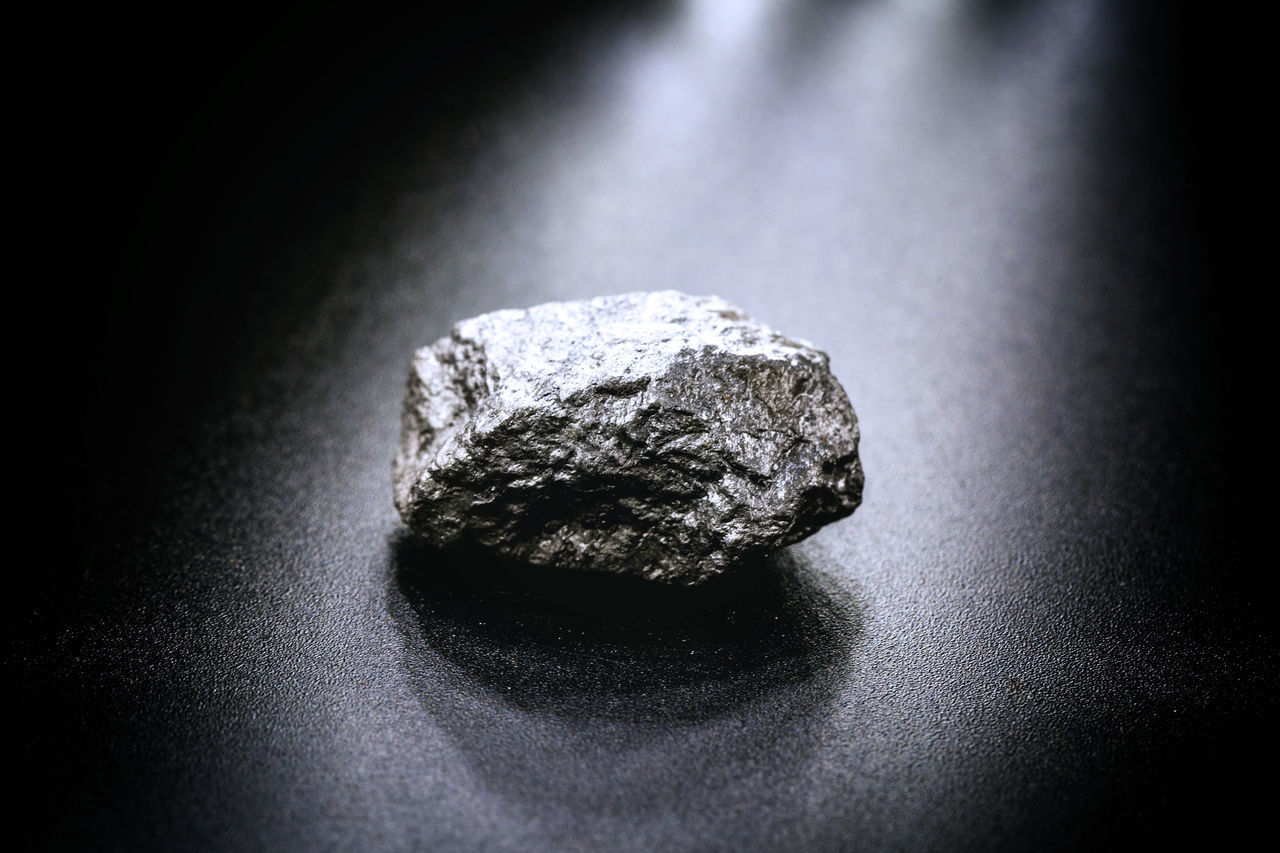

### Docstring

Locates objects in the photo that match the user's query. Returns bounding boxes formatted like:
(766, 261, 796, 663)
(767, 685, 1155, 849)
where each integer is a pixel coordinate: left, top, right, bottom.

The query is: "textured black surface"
(23, 0, 1273, 849)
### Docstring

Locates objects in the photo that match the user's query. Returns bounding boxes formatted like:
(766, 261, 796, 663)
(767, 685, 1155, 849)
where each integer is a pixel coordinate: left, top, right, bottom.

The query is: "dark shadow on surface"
(387, 533, 864, 819)
(388, 532, 863, 724)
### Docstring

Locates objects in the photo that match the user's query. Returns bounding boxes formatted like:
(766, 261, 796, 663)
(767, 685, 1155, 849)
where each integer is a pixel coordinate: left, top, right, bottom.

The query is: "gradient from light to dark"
(25, 0, 1269, 849)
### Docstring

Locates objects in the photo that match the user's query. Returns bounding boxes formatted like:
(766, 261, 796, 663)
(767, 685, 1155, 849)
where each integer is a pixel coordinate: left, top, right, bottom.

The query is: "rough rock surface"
(393, 291, 863, 585)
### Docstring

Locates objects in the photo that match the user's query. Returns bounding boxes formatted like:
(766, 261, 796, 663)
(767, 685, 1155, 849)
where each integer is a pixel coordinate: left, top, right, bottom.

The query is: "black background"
(19, 0, 1272, 849)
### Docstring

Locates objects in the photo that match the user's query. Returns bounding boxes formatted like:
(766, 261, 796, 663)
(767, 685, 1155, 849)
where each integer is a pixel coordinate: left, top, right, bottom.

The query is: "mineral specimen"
(393, 291, 863, 585)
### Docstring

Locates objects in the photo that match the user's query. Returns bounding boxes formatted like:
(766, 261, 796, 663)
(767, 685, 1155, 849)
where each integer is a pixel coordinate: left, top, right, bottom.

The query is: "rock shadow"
(389, 533, 863, 723)
(386, 533, 864, 824)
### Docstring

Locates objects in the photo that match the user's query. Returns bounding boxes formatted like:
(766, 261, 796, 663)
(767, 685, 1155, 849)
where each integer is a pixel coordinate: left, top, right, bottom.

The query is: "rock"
(393, 291, 863, 585)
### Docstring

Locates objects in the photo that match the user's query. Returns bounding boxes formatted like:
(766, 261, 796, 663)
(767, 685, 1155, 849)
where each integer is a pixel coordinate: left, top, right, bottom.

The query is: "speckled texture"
(30, 1, 1271, 851)
(393, 292, 862, 584)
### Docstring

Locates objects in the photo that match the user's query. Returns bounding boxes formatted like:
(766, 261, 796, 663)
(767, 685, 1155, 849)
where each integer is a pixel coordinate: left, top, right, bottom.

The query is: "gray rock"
(393, 291, 863, 585)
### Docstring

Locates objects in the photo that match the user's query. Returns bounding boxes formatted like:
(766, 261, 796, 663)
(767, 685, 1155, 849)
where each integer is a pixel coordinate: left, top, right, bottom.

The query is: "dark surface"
(21, 0, 1273, 849)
